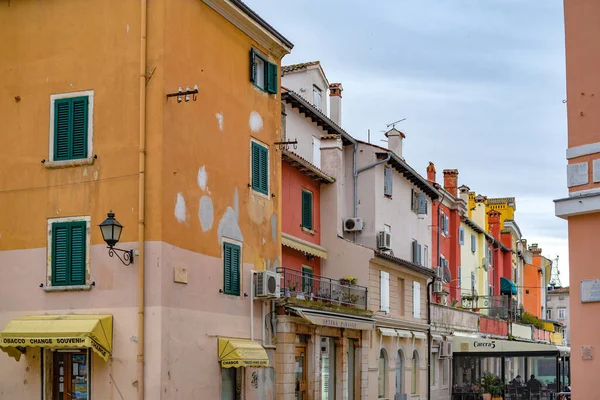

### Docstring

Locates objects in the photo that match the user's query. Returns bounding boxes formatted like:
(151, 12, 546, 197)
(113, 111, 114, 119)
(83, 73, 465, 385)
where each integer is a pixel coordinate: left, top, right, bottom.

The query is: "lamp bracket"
(108, 246, 134, 266)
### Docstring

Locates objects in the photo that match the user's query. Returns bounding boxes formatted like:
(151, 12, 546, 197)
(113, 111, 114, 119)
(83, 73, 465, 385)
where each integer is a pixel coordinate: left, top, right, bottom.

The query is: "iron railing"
(277, 267, 368, 310)
(460, 293, 519, 320)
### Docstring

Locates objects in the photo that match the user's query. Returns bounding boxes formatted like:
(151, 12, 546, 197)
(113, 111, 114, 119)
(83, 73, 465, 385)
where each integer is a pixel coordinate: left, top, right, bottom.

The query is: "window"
(411, 351, 419, 395)
(430, 352, 437, 386)
(396, 350, 404, 396)
(471, 234, 476, 253)
(411, 189, 418, 212)
(313, 85, 322, 110)
(397, 278, 405, 316)
(547, 309, 552, 319)
(471, 272, 476, 294)
(378, 349, 388, 398)
(424, 245, 429, 268)
(417, 192, 428, 215)
(384, 167, 393, 197)
(222, 367, 241, 400)
(51, 349, 90, 399)
(251, 141, 269, 195)
(302, 265, 313, 294)
(49, 218, 89, 287)
(489, 285, 493, 297)
(380, 271, 390, 313)
(413, 281, 421, 318)
(50, 91, 93, 163)
(440, 212, 448, 234)
(384, 224, 391, 234)
(312, 136, 321, 168)
(301, 190, 313, 230)
(223, 242, 241, 295)
(558, 308, 566, 320)
(458, 266, 462, 287)
(250, 49, 277, 93)
(458, 226, 465, 245)
(412, 240, 422, 265)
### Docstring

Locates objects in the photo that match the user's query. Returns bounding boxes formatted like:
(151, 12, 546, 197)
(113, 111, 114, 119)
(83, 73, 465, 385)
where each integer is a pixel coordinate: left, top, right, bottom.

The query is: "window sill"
(44, 157, 95, 169)
(384, 194, 392, 199)
(301, 227, 316, 235)
(43, 284, 93, 292)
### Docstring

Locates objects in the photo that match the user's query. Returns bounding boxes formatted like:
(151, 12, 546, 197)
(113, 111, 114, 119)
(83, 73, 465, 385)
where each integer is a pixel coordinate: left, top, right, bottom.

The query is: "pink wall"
(281, 161, 322, 244)
(479, 316, 508, 337)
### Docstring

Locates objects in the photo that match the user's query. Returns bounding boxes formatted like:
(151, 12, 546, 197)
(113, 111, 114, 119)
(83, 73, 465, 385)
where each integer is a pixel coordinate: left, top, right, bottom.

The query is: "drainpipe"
(353, 152, 392, 241)
(137, 1, 148, 399)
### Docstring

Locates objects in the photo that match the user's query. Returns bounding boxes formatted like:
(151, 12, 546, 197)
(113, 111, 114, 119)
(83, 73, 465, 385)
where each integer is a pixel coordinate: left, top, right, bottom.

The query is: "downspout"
(429, 189, 444, 400)
(353, 151, 392, 241)
(137, 1, 148, 399)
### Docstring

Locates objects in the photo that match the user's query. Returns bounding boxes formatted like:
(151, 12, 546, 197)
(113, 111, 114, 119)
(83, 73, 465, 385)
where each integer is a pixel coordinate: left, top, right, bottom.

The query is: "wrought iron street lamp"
(99, 211, 134, 265)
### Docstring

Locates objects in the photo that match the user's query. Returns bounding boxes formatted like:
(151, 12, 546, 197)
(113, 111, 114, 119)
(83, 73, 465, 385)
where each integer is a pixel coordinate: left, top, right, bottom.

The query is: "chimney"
(458, 185, 470, 204)
(443, 169, 459, 197)
(329, 83, 343, 126)
(426, 162, 436, 183)
(487, 210, 501, 239)
(529, 243, 542, 255)
(384, 127, 405, 159)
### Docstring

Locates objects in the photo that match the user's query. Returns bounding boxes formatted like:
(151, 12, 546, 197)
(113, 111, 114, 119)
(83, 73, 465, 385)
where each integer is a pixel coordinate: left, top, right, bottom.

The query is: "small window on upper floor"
(558, 308, 566, 320)
(251, 141, 269, 195)
(250, 49, 278, 94)
(301, 190, 313, 231)
(384, 167, 393, 197)
(313, 85, 322, 110)
(49, 91, 94, 166)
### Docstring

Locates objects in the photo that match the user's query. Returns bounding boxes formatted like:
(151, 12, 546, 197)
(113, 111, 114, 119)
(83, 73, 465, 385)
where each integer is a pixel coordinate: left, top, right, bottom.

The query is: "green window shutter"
(251, 142, 261, 192)
(250, 49, 257, 83)
(301, 191, 313, 230)
(52, 224, 69, 286)
(53, 96, 88, 161)
(223, 243, 241, 295)
(69, 222, 87, 285)
(267, 62, 278, 94)
(251, 142, 268, 195)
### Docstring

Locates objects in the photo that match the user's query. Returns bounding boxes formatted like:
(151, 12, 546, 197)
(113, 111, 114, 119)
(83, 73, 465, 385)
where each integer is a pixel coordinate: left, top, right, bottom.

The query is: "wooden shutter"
(417, 244, 422, 265)
(250, 49, 257, 83)
(251, 142, 268, 194)
(52, 221, 86, 286)
(413, 281, 421, 318)
(267, 62, 278, 94)
(52, 224, 69, 286)
(69, 222, 86, 285)
(417, 192, 427, 214)
(223, 243, 241, 295)
(471, 234, 476, 253)
(301, 191, 313, 230)
(380, 270, 390, 313)
(412, 240, 419, 263)
(384, 167, 393, 196)
(251, 142, 261, 191)
(54, 97, 88, 161)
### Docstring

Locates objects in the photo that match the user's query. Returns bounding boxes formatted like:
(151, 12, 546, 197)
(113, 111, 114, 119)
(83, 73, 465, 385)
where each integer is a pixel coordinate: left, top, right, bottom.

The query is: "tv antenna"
(386, 118, 406, 129)
(549, 255, 562, 288)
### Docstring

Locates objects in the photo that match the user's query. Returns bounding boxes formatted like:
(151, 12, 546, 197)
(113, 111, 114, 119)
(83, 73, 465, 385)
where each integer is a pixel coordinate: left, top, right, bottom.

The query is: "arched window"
(396, 350, 404, 396)
(378, 348, 388, 398)
(411, 350, 419, 395)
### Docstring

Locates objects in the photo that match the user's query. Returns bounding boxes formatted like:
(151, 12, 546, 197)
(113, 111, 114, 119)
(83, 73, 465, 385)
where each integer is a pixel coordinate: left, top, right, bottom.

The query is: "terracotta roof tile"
(282, 61, 320, 73)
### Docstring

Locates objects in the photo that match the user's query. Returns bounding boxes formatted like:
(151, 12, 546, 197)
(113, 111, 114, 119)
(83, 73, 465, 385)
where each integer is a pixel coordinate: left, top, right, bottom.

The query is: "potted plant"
(480, 373, 504, 400)
(286, 280, 297, 297)
(340, 276, 357, 286)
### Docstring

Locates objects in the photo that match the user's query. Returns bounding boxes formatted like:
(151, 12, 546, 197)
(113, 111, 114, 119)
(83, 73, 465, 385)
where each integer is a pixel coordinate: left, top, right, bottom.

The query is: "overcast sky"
(248, 0, 570, 285)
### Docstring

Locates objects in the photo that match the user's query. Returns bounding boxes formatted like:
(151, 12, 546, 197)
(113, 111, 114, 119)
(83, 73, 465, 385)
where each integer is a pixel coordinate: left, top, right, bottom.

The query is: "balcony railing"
(277, 267, 368, 310)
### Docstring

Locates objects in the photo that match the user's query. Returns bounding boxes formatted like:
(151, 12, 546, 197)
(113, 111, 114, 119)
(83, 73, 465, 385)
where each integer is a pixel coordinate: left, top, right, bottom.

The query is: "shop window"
(378, 348, 387, 398)
(411, 350, 419, 395)
(51, 349, 90, 399)
(221, 367, 242, 400)
(47, 216, 91, 289)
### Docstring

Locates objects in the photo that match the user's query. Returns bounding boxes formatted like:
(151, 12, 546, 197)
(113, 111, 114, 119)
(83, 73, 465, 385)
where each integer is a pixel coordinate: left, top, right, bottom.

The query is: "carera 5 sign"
(473, 340, 496, 349)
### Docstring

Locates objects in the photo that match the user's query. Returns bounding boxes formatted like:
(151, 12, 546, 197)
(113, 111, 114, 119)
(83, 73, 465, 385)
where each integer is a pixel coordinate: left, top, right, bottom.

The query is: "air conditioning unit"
(343, 217, 364, 232)
(433, 280, 443, 293)
(377, 231, 392, 250)
(435, 266, 443, 279)
(255, 270, 280, 298)
(440, 341, 453, 358)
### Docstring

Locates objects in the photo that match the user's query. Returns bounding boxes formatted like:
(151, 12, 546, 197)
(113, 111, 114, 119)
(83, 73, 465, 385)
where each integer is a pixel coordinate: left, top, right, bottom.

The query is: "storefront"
(0, 314, 113, 400)
(275, 307, 374, 400)
(452, 335, 570, 399)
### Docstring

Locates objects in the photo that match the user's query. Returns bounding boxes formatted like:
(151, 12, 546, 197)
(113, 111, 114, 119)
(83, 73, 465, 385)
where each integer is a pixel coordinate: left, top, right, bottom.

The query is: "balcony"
(277, 267, 368, 310)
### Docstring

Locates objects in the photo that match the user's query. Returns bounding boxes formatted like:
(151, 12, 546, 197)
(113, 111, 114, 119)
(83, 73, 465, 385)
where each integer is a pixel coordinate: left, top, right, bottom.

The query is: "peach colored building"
(0, 1, 291, 399)
(556, 0, 600, 397)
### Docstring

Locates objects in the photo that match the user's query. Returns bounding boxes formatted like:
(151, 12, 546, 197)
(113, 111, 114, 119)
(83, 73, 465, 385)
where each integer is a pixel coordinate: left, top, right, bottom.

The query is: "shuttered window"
(250, 49, 278, 94)
(301, 190, 313, 230)
(51, 221, 87, 286)
(223, 242, 241, 296)
(471, 234, 476, 253)
(458, 226, 465, 245)
(413, 281, 421, 318)
(384, 167, 393, 197)
(417, 192, 427, 215)
(380, 270, 390, 314)
(251, 142, 269, 195)
(53, 96, 89, 161)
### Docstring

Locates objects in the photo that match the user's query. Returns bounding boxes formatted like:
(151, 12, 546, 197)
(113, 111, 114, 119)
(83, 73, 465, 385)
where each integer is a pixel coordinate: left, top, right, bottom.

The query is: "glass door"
(52, 350, 89, 400)
(295, 346, 307, 400)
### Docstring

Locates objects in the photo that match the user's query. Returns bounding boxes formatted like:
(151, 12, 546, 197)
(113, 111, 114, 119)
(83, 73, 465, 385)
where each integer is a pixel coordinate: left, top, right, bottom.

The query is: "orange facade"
(522, 263, 542, 318)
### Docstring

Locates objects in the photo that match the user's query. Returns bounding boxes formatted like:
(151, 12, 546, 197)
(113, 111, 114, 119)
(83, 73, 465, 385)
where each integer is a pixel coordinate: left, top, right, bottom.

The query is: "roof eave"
(376, 153, 440, 200)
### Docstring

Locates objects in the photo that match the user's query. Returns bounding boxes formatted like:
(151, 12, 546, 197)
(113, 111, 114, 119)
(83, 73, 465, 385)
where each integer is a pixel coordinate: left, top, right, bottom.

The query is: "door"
(295, 346, 308, 400)
(52, 350, 89, 400)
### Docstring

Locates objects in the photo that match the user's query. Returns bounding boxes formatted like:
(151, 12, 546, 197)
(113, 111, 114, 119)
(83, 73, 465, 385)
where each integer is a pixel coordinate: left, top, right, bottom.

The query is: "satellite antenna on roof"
(381, 118, 407, 142)
(549, 255, 562, 289)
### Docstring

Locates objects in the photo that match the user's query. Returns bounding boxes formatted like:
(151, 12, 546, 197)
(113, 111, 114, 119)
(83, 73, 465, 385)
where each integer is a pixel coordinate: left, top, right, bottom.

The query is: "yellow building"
(0, 1, 291, 399)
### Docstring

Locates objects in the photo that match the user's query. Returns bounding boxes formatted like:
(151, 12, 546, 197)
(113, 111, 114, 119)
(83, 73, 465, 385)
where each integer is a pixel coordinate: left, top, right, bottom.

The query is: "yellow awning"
(218, 337, 269, 368)
(0, 315, 113, 362)
(282, 233, 328, 259)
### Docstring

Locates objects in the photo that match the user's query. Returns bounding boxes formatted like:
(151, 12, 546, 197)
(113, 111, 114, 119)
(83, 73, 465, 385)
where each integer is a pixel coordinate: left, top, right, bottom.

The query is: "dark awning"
(501, 277, 517, 295)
